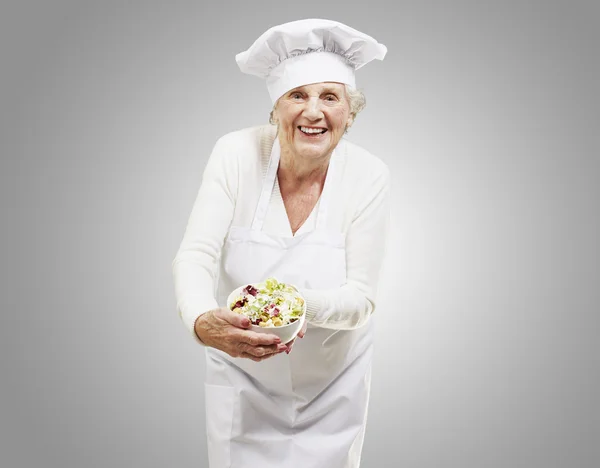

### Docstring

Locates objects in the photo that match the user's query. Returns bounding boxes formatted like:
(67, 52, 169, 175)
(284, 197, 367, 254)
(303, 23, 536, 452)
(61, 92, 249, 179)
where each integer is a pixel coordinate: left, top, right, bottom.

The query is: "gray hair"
(269, 84, 366, 131)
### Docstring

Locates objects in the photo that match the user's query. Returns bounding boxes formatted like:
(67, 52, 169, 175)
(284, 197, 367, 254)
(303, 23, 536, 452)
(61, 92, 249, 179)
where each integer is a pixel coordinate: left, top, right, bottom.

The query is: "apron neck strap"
(251, 138, 281, 231)
(251, 136, 337, 232)
(314, 149, 336, 230)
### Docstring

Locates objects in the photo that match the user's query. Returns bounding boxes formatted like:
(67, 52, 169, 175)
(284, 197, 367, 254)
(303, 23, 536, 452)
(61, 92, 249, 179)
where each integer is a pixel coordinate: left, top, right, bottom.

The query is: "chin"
(295, 141, 332, 158)
(295, 148, 328, 160)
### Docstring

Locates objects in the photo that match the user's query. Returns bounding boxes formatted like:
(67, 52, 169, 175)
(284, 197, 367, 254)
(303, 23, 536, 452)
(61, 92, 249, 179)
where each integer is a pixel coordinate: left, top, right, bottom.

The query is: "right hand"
(194, 307, 288, 361)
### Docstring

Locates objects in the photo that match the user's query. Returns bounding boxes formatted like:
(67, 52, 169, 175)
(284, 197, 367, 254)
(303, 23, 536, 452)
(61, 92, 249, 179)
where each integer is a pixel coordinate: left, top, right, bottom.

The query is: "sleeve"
(171, 136, 237, 345)
(300, 165, 391, 330)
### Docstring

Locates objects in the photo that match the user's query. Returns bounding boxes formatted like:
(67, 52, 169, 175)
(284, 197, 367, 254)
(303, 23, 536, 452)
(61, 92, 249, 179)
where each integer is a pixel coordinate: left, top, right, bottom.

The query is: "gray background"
(2, 0, 599, 467)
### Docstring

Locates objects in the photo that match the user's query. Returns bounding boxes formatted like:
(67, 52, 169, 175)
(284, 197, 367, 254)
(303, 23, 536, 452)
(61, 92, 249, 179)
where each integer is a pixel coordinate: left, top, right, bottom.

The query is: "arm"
(172, 136, 237, 345)
(301, 166, 391, 330)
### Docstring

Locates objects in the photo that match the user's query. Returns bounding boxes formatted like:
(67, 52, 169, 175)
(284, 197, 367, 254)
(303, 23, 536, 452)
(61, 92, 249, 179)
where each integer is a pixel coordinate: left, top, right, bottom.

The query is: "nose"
(302, 97, 324, 121)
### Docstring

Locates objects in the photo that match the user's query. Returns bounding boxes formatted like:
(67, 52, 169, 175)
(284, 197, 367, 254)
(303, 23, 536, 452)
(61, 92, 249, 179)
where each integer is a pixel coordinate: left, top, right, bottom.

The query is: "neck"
(277, 140, 331, 187)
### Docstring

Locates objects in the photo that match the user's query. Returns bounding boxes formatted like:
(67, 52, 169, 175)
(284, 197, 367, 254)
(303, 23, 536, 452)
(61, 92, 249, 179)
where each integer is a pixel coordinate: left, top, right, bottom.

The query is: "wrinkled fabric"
(235, 19, 387, 102)
(205, 137, 374, 468)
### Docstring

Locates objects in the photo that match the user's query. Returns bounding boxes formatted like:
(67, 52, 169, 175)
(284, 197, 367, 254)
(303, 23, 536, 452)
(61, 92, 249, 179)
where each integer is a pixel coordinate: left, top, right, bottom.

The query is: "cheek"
(329, 108, 350, 131)
(277, 108, 297, 143)
(277, 104, 296, 122)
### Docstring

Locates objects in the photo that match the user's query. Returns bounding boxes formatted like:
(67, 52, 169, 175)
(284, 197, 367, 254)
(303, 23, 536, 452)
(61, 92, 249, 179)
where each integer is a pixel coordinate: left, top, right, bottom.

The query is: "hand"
(195, 308, 289, 361)
(284, 320, 308, 354)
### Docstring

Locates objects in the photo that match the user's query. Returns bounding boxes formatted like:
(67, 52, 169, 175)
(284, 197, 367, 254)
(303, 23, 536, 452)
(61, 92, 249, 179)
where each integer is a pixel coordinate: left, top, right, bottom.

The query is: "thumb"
(220, 307, 251, 329)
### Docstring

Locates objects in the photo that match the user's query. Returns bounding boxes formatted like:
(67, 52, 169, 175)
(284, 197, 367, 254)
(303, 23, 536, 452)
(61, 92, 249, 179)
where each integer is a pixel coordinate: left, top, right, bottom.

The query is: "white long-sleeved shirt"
(172, 124, 391, 344)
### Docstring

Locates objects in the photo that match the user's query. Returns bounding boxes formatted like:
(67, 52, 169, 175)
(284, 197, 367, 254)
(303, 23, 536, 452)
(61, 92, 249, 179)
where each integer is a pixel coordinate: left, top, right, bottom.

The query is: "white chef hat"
(235, 19, 387, 103)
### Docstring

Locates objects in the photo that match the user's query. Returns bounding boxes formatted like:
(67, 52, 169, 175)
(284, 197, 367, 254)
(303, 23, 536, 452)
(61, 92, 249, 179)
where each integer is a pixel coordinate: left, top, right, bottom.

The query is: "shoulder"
(208, 124, 275, 169)
(339, 138, 390, 186)
(336, 139, 391, 222)
(213, 124, 275, 154)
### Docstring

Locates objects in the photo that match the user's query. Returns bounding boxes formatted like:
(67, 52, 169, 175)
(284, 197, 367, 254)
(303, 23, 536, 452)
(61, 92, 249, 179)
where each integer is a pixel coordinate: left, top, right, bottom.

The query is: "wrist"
(193, 313, 208, 344)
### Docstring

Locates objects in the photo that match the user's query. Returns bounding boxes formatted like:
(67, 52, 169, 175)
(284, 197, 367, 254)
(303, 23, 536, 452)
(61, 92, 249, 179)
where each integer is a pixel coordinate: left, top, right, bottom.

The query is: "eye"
(290, 92, 303, 100)
(324, 94, 338, 102)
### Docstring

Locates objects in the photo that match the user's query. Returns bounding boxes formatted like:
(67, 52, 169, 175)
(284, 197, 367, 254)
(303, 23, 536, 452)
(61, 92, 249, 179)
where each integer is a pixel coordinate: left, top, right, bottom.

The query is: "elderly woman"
(172, 19, 390, 468)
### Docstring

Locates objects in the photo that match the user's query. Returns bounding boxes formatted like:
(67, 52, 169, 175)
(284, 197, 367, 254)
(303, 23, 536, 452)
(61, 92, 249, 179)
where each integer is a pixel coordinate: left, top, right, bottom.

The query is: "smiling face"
(273, 82, 354, 163)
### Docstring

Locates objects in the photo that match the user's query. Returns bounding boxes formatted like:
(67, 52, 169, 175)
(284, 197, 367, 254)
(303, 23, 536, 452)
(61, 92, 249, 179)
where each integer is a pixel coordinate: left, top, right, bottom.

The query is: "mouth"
(297, 126, 328, 137)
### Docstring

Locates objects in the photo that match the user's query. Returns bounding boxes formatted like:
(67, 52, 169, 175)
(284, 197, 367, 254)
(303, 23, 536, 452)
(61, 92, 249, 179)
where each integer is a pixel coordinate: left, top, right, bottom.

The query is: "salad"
(229, 277, 305, 327)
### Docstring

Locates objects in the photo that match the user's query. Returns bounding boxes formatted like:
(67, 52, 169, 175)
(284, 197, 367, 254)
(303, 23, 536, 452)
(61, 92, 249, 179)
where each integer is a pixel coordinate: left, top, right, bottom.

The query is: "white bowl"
(227, 283, 306, 344)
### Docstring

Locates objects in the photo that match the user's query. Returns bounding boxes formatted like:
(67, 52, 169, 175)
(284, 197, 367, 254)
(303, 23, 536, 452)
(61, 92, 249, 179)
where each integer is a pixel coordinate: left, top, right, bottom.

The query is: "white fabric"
(172, 124, 391, 347)
(206, 133, 373, 468)
(265, 52, 356, 104)
(235, 18, 387, 102)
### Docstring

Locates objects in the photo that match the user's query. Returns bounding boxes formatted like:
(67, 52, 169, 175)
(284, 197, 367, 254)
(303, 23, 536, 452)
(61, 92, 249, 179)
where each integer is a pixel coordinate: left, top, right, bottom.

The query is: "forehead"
(289, 82, 346, 94)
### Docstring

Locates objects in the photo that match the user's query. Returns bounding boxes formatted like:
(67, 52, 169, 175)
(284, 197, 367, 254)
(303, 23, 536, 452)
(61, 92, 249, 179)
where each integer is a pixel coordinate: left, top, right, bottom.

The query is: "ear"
(346, 113, 355, 129)
(272, 106, 280, 125)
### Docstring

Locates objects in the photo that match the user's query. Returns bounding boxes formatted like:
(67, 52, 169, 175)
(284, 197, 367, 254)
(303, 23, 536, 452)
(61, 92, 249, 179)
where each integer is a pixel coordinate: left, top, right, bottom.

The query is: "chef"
(172, 18, 390, 468)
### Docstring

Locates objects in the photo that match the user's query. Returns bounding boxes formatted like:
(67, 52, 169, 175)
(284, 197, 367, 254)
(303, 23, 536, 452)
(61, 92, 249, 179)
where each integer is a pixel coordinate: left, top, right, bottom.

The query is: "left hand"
(285, 320, 308, 354)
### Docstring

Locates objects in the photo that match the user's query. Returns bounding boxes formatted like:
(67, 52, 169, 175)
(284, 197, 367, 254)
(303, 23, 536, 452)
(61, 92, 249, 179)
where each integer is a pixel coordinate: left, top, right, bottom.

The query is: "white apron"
(205, 138, 375, 468)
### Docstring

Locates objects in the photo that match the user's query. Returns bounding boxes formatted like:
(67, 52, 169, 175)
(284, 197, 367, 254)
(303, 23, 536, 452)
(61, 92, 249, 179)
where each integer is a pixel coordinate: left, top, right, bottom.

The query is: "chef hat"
(235, 19, 387, 103)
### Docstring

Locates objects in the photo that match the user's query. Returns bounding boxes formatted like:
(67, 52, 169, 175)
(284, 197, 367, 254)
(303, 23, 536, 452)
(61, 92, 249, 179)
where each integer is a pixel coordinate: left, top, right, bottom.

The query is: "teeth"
(300, 126, 326, 134)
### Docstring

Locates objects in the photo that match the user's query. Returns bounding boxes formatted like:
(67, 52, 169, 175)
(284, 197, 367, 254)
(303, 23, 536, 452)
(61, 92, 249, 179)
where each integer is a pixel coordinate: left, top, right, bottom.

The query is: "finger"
(218, 308, 251, 329)
(285, 338, 296, 354)
(238, 330, 282, 346)
(298, 321, 308, 339)
(240, 348, 282, 361)
(237, 342, 285, 357)
(253, 344, 287, 356)
(239, 352, 265, 362)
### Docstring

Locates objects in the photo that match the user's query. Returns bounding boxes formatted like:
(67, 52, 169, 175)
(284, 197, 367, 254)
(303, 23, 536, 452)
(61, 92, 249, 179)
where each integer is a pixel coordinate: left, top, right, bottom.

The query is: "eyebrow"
(291, 86, 341, 94)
